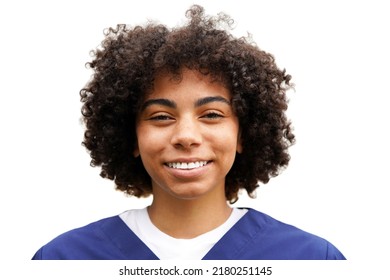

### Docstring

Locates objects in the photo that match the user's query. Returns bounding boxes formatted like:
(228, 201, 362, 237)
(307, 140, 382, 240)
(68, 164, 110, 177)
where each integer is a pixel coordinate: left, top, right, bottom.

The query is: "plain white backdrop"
(1, 0, 389, 277)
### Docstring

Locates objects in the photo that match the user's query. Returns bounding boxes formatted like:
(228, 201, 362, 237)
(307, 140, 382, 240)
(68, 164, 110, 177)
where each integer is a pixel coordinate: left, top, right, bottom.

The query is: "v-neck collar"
(202, 208, 261, 259)
(101, 208, 258, 260)
(101, 215, 159, 260)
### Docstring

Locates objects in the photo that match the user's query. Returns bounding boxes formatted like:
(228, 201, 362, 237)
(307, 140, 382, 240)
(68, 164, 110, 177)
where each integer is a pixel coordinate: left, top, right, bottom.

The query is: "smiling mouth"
(165, 161, 209, 170)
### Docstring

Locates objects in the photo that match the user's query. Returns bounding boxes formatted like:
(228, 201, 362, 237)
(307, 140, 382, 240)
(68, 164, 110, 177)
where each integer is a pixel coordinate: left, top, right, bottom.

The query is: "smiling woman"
(135, 69, 241, 231)
(31, 4, 345, 260)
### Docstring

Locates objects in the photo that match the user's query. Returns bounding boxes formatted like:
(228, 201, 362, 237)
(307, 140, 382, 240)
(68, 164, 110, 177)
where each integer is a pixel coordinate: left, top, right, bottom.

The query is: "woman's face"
(135, 69, 242, 201)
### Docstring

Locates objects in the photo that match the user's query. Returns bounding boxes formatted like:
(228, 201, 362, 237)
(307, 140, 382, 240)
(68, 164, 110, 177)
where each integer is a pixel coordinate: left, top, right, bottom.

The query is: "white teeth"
(167, 161, 208, 169)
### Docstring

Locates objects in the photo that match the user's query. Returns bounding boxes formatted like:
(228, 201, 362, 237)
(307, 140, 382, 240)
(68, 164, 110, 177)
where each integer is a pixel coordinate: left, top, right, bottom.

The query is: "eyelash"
(202, 112, 223, 119)
(149, 114, 173, 121)
(148, 112, 223, 122)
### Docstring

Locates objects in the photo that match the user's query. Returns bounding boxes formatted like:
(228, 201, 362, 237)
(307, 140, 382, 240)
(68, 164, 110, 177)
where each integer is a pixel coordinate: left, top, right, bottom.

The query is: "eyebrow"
(141, 96, 231, 111)
(194, 96, 231, 107)
(141, 99, 177, 110)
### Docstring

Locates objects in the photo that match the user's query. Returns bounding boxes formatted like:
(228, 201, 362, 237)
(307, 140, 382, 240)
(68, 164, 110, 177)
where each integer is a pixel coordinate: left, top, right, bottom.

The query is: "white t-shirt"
(119, 207, 248, 260)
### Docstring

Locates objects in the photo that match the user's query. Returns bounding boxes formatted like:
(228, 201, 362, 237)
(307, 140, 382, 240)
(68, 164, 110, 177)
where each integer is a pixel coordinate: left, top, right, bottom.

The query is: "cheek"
(208, 127, 240, 161)
(136, 126, 169, 155)
(214, 123, 240, 146)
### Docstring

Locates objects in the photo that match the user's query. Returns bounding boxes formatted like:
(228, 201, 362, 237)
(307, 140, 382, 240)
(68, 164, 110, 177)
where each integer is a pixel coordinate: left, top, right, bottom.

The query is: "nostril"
(171, 132, 202, 148)
(173, 141, 200, 150)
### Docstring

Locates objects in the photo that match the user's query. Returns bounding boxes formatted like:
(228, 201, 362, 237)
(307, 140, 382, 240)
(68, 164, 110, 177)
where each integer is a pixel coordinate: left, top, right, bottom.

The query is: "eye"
(149, 114, 173, 121)
(202, 112, 223, 119)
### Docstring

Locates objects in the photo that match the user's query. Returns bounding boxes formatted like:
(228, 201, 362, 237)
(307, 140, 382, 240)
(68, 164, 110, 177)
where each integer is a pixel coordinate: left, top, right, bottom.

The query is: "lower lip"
(164, 162, 211, 180)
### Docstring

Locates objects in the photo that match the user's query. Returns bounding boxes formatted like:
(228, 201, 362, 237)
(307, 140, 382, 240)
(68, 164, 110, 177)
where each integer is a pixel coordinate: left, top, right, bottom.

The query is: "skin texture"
(135, 69, 241, 237)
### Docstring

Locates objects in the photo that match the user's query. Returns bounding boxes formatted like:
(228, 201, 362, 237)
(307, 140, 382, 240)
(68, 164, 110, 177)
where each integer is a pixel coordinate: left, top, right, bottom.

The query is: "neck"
(148, 191, 232, 239)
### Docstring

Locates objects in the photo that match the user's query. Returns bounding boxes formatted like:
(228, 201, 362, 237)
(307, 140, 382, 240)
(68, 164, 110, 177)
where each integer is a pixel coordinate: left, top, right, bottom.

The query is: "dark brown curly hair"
(80, 5, 295, 203)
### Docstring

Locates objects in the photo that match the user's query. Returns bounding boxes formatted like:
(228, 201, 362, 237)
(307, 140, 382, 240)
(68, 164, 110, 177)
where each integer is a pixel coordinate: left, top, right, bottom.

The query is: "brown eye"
(202, 112, 223, 119)
(150, 115, 173, 121)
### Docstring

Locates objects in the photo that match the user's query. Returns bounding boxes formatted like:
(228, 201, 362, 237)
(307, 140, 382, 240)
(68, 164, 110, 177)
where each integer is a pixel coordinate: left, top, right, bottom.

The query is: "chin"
(169, 190, 209, 200)
(167, 185, 216, 201)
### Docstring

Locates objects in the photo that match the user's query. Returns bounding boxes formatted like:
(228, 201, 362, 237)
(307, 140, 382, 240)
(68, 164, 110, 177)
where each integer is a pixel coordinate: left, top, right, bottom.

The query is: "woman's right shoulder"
(32, 215, 125, 260)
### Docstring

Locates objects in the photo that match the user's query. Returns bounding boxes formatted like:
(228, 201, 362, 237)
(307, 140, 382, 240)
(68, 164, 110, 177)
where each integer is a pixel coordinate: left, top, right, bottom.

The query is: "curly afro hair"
(80, 5, 295, 203)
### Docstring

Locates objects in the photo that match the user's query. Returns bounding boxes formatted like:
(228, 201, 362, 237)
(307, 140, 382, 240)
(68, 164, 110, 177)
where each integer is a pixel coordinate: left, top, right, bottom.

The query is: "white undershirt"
(119, 207, 248, 260)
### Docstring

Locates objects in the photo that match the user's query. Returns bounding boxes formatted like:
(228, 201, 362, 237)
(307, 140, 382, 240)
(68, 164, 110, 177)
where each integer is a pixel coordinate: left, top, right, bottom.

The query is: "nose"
(170, 116, 202, 149)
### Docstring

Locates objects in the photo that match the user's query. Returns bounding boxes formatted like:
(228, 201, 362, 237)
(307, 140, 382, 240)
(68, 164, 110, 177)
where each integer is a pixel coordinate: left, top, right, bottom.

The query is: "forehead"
(147, 69, 231, 100)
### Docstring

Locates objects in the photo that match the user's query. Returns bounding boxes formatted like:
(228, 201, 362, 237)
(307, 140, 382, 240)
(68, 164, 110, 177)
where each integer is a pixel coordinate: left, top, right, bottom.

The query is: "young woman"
(32, 5, 345, 260)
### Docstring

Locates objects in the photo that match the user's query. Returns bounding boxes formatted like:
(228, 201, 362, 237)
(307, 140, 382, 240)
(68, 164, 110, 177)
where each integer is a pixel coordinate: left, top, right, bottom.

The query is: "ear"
(236, 131, 243, 154)
(133, 142, 140, 157)
(236, 142, 243, 154)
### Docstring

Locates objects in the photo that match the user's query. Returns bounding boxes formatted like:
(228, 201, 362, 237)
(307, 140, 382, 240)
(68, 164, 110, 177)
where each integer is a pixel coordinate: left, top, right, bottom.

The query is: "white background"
(1, 0, 389, 277)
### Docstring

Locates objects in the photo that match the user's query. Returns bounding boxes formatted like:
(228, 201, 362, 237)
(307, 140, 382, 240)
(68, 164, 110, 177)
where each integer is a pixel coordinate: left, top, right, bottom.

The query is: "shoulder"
(238, 208, 346, 260)
(32, 216, 128, 260)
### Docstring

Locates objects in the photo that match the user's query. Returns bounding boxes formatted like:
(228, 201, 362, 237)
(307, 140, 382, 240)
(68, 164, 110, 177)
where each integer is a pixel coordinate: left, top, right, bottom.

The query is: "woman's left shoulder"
(237, 208, 346, 260)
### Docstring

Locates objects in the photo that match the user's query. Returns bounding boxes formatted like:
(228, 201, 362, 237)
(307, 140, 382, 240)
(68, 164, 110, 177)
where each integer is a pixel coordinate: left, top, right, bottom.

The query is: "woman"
(32, 5, 345, 260)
